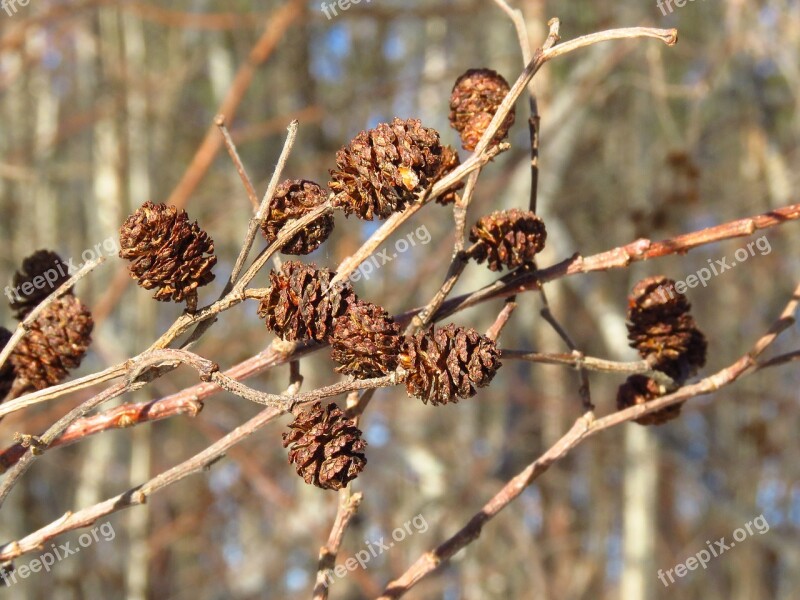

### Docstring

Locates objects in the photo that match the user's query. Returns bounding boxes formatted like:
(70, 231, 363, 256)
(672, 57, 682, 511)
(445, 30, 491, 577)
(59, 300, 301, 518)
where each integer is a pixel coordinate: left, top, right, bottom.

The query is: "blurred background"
(1, 0, 799, 598)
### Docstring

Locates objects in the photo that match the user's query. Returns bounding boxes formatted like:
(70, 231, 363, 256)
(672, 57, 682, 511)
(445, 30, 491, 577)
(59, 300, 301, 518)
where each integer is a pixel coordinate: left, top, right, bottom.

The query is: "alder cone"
(626, 276, 707, 380)
(257, 261, 354, 342)
(628, 314, 708, 380)
(330, 300, 401, 379)
(617, 374, 682, 426)
(449, 68, 515, 151)
(261, 179, 334, 255)
(627, 276, 691, 327)
(0, 327, 15, 400)
(400, 324, 501, 405)
(282, 401, 367, 491)
(329, 118, 445, 220)
(119, 202, 217, 308)
(10, 295, 93, 393)
(469, 208, 547, 271)
(9, 250, 72, 320)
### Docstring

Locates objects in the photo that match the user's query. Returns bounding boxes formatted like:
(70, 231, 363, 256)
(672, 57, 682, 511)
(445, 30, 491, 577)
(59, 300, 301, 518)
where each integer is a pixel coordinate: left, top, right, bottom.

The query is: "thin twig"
(540, 302, 593, 410)
(182, 120, 300, 348)
(404, 245, 476, 336)
(345, 388, 377, 419)
(501, 349, 649, 373)
(236, 204, 333, 293)
(0, 396, 204, 474)
(227, 119, 299, 290)
(312, 491, 363, 600)
(501, 349, 673, 386)
(756, 350, 800, 370)
(453, 171, 481, 253)
(211, 370, 396, 411)
(492, 2, 559, 212)
(0, 400, 296, 561)
(485, 299, 518, 342)
(0, 362, 127, 419)
(0, 381, 128, 509)
(216, 114, 260, 212)
(134, 349, 397, 413)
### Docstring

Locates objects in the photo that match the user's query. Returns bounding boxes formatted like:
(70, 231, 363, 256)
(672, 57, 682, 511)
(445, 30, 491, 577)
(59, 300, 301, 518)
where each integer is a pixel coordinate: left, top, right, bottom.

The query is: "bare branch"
(0, 396, 203, 474)
(215, 114, 260, 212)
(313, 491, 363, 600)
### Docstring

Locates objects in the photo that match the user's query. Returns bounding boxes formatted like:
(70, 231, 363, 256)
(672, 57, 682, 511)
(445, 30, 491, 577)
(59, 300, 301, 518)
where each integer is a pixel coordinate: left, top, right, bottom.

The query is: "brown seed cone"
(628, 314, 708, 378)
(0, 327, 16, 400)
(330, 300, 401, 379)
(9, 295, 93, 393)
(399, 324, 501, 406)
(119, 201, 217, 307)
(433, 145, 465, 206)
(329, 118, 445, 220)
(627, 276, 691, 327)
(626, 276, 707, 379)
(449, 68, 515, 151)
(261, 179, 334, 255)
(469, 208, 547, 271)
(257, 261, 354, 342)
(8, 250, 72, 320)
(617, 375, 683, 426)
(282, 401, 367, 491)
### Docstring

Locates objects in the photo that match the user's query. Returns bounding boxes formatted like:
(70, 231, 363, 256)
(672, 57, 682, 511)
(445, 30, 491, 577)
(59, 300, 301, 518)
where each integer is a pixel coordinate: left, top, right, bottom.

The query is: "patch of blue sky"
(366, 416, 391, 447)
(383, 29, 405, 62)
(285, 566, 309, 591)
(756, 476, 787, 526)
(311, 24, 351, 82)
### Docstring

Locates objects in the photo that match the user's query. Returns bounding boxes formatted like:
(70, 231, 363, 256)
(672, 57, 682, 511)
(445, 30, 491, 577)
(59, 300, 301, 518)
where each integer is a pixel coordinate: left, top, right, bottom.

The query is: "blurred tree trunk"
(620, 427, 658, 599)
(122, 8, 153, 600)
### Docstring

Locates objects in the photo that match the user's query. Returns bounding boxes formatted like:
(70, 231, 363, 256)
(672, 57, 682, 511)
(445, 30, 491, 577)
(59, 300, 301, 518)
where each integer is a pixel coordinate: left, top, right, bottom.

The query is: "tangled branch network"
(0, 11, 798, 599)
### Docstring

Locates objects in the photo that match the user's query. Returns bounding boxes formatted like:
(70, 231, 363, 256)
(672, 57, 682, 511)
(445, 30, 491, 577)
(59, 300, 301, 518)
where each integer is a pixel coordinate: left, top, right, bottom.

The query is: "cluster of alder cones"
(109, 68, 543, 490)
(1, 68, 707, 493)
(1, 251, 94, 401)
(254, 260, 504, 489)
(618, 276, 707, 425)
(116, 69, 528, 304)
